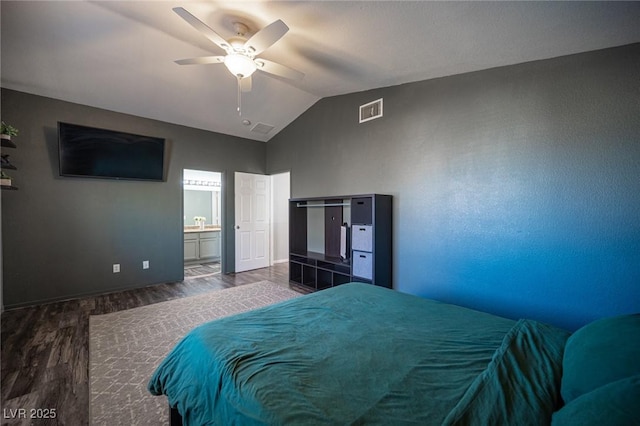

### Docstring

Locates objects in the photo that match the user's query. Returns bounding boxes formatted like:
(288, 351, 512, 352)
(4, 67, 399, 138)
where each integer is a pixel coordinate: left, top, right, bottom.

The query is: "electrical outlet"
(113, 263, 120, 273)
(143, 260, 149, 270)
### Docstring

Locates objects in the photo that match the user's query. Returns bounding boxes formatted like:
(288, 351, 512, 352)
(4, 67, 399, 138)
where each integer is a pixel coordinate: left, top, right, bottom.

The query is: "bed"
(148, 283, 640, 425)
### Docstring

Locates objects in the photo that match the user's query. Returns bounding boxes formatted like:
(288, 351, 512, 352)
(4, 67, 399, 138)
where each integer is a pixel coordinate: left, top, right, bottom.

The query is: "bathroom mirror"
(184, 190, 215, 225)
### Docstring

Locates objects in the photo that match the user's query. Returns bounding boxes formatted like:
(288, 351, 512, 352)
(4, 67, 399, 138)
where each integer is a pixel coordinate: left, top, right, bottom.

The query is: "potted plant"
(1, 121, 19, 141)
(194, 216, 207, 230)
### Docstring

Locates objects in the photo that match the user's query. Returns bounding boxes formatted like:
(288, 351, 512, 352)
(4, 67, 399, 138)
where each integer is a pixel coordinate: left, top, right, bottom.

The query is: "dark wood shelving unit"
(1, 136, 18, 190)
(289, 194, 392, 291)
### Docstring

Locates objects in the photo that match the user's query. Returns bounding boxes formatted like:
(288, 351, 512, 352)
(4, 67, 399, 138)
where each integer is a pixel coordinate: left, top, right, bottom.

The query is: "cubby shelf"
(290, 251, 352, 290)
(289, 194, 392, 291)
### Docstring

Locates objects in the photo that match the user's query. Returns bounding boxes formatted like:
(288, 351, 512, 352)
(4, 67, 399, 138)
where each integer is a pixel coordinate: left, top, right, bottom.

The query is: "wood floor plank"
(1, 263, 292, 425)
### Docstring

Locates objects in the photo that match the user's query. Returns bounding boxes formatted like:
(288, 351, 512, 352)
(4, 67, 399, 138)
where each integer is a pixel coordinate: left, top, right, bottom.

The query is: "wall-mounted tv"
(58, 122, 166, 181)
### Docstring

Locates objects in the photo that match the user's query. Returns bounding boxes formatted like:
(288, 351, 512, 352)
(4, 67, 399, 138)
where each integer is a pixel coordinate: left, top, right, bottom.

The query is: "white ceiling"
(2, 1, 639, 142)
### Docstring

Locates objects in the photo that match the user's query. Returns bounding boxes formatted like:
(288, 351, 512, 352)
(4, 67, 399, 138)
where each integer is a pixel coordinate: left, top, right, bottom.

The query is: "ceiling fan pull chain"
(237, 77, 242, 116)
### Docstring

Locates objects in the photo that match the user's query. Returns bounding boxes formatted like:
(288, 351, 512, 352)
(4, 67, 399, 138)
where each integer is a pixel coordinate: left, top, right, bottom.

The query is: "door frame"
(182, 168, 225, 275)
(270, 171, 291, 265)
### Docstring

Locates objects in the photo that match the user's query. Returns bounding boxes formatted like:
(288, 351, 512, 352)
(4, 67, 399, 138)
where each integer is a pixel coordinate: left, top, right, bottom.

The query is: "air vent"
(251, 122, 275, 135)
(359, 98, 383, 123)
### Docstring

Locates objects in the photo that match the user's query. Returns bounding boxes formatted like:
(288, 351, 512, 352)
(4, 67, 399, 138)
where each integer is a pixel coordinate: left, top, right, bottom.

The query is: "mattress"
(149, 283, 569, 425)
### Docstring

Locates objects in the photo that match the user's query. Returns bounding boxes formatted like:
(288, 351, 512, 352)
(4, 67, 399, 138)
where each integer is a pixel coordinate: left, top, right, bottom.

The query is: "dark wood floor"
(1, 263, 294, 425)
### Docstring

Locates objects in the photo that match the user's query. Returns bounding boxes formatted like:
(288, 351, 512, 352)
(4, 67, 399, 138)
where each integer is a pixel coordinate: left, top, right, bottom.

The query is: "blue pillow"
(560, 313, 640, 403)
(552, 375, 640, 426)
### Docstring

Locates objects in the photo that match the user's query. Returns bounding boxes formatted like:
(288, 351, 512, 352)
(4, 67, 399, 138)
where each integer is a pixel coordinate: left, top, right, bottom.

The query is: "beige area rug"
(89, 281, 302, 426)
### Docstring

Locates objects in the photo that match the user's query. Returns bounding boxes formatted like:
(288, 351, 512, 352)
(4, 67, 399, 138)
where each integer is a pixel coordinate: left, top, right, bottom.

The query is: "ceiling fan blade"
(175, 56, 225, 65)
(173, 7, 231, 52)
(244, 20, 289, 55)
(255, 59, 304, 81)
(240, 76, 252, 92)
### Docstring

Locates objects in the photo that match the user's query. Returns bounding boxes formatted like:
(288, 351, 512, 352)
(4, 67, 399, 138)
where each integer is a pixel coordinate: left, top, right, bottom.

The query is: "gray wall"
(267, 43, 640, 331)
(1, 89, 266, 307)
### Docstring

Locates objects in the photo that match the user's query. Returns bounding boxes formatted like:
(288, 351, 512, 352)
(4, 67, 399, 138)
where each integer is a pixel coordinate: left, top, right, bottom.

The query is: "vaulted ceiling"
(2, 1, 639, 141)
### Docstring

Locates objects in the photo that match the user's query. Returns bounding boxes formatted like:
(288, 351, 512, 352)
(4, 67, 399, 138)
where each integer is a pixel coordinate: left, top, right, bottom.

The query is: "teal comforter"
(148, 283, 569, 425)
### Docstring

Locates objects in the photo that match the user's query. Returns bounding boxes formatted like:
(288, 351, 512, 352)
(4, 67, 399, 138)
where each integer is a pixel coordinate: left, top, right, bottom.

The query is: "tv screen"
(58, 122, 165, 181)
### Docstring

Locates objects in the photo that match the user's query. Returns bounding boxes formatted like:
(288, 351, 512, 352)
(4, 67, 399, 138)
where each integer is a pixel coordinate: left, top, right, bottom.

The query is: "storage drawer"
(184, 232, 198, 241)
(199, 231, 219, 240)
(351, 197, 372, 224)
(352, 250, 373, 280)
(352, 225, 373, 252)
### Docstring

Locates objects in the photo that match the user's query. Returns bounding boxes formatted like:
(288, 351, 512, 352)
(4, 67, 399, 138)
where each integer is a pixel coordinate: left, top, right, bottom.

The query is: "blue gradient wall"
(267, 44, 640, 331)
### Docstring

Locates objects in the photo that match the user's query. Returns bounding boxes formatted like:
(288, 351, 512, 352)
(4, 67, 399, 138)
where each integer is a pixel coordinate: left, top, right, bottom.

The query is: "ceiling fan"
(173, 7, 304, 114)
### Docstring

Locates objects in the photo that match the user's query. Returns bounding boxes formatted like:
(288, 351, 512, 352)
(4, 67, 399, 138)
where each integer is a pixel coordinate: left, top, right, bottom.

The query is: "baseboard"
(3, 276, 183, 310)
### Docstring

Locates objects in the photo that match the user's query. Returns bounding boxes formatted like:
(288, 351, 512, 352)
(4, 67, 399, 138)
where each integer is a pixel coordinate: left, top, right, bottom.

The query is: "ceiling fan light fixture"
(224, 53, 257, 78)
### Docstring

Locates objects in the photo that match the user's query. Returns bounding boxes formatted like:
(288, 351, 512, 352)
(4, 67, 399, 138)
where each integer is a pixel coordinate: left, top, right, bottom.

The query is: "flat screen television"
(58, 122, 166, 181)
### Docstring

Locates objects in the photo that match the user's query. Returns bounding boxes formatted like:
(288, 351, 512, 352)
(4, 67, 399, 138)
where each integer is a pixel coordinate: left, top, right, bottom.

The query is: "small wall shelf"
(1, 138, 17, 149)
(1, 136, 18, 190)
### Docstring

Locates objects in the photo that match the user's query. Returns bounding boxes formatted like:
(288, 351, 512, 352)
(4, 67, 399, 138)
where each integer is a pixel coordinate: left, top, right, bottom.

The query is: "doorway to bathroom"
(183, 169, 223, 279)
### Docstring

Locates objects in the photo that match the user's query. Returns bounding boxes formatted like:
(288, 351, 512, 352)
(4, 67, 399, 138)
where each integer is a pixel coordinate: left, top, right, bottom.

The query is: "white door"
(235, 172, 271, 272)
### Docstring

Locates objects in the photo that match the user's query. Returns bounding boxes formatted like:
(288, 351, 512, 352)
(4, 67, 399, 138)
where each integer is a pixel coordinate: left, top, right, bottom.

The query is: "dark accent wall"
(1, 89, 266, 307)
(267, 43, 640, 331)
